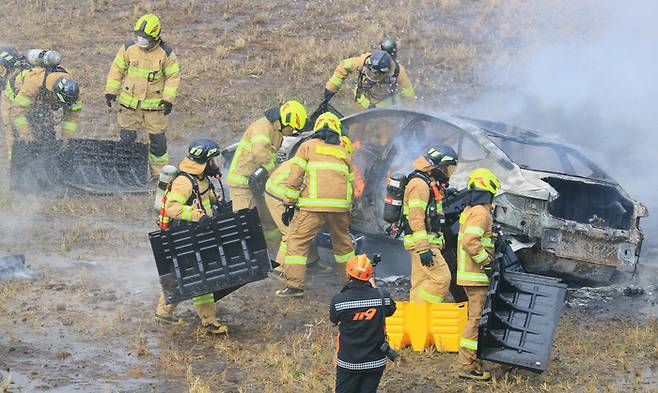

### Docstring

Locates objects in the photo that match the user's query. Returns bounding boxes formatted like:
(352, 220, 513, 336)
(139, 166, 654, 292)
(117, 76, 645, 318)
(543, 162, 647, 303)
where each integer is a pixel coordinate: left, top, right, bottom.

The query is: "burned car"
(224, 108, 647, 285)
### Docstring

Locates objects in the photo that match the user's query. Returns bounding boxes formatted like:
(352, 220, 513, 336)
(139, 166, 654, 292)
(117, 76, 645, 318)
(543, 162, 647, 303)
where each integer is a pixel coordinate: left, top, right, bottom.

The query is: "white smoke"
(464, 0, 658, 248)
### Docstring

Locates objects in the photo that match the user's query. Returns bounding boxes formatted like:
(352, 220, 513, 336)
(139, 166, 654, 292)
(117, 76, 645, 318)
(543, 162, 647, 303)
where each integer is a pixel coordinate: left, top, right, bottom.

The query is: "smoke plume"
(464, 0, 658, 249)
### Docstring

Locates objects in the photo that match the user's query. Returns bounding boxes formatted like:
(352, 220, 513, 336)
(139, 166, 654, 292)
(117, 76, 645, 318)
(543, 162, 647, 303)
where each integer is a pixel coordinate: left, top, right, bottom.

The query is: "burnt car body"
(224, 108, 647, 284)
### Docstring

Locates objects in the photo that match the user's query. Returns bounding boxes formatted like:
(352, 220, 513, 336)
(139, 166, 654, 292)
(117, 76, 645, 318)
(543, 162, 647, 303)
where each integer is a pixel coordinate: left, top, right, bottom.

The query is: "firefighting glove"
(323, 88, 335, 101)
(198, 215, 212, 227)
(248, 166, 268, 196)
(105, 93, 116, 108)
(418, 249, 434, 267)
(483, 261, 495, 278)
(161, 100, 173, 116)
(281, 205, 295, 226)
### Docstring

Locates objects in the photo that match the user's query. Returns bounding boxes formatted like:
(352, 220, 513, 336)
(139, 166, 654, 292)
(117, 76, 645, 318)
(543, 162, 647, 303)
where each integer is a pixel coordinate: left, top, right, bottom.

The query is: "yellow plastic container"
(385, 301, 468, 352)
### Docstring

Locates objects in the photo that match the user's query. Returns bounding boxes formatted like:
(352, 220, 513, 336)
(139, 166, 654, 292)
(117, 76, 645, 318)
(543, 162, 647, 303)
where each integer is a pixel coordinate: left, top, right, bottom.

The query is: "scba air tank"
(153, 165, 180, 212)
(25, 49, 61, 68)
(383, 171, 407, 223)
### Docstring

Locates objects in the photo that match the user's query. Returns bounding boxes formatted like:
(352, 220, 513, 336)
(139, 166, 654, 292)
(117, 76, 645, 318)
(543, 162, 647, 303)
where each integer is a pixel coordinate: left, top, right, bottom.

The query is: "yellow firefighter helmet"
(134, 14, 161, 42)
(279, 100, 307, 131)
(313, 112, 342, 135)
(467, 168, 501, 195)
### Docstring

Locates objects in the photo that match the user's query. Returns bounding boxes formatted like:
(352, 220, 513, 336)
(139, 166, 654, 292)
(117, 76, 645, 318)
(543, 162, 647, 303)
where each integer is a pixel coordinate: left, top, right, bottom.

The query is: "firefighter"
(276, 112, 355, 297)
(323, 49, 415, 111)
(402, 146, 458, 303)
(330, 254, 396, 393)
(9, 65, 81, 146)
(155, 138, 229, 335)
(456, 168, 500, 381)
(227, 100, 307, 252)
(0, 48, 27, 159)
(263, 159, 328, 277)
(104, 14, 181, 177)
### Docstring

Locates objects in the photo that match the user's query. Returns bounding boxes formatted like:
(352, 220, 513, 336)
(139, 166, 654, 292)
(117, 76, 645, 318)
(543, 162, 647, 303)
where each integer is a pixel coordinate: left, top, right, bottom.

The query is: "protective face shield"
(444, 164, 456, 178)
(205, 158, 220, 177)
(365, 66, 387, 83)
(135, 33, 155, 49)
(0, 65, 6, 79)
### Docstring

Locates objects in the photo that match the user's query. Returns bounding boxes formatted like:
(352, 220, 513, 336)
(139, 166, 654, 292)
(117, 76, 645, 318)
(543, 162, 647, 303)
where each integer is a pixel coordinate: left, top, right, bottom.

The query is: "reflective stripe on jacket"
(265, 160, 291, 201)
(325, 52, 415, 108)
(9, 67, 82, 139)
(457, 204, 494, 286)
(284, 138, 354, 212)
(105, 40, 180, 110)
(226, 116, 283, 188)
(402, 176, 445, 252)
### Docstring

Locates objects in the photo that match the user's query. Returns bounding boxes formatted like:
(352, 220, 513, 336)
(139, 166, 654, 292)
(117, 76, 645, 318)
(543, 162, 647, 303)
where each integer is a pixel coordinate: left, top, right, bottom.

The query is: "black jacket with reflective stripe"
(330, 280, 396, 372)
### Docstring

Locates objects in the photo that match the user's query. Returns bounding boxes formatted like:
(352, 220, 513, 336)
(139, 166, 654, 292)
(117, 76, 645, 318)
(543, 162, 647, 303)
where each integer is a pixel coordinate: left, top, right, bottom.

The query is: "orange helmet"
(346, 254, 373, 281)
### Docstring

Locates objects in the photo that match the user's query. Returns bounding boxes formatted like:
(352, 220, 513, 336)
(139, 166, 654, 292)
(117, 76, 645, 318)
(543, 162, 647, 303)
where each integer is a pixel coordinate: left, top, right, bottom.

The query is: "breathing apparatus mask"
(135, 33, 156, 49)
(205, 158, 220, 177)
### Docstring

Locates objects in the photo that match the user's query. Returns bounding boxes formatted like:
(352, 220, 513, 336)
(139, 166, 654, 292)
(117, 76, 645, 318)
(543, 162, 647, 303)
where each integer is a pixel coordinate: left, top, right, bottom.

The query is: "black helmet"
(425, 145, 458, 167)
(53, 77, 80, 106)
(364, 50, 393, 82)
(187, 138, 221, 163)
(0, 48, 22, 70)
(380, 36, 397, 59)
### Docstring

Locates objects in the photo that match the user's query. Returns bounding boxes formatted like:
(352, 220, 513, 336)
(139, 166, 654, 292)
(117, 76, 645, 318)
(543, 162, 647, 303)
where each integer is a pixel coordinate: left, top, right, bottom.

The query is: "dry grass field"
(0, 1, 656, 392)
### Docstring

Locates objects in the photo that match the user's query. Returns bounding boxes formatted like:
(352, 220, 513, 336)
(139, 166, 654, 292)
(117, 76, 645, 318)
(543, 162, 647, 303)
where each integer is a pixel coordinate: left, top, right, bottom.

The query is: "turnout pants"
(117, 107, 168, 176)
(155, 292, 217, 326)
(284, 210, 354, 289)
(232, 187, 282, 255)
(264, 193, 318, 269)
(335, 367, 384, 393)
(458, 286, 488, 372)
(408, 245, 451, 303)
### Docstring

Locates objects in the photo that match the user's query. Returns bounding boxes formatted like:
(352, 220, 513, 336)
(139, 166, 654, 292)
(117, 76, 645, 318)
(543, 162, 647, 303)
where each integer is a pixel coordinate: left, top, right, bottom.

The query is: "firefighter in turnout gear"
(105, 14, 181, 177)
(227, 100, 307, 252)
(330, 254, 396, 393)
(0, 48, 27, 159)
(276, 112, 355, 297)
(402, 146, 457, 304)
(9, 66, 81, 145)
(324, 49, 415, 110)
(457, 168, 500, 381)
(155, 138, 229, 335)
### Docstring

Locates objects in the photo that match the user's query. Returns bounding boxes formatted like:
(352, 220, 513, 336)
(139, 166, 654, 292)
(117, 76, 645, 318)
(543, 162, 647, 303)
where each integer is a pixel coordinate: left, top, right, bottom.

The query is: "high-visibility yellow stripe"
(164, 63, 180, 77)
(289, 156, 307, 170)
(285, 187, 301, 200)
(69, 100, 83, 111)
(400, 85, 415, 97)
(163, 86, 177, 97)
(343, 58, 353, 71)
(62, 121, 78, 132)
(14, 94, 32, 107)
(181, 206, 193, 221)
(472, 249, 489, 263)
(460, 338, 478, 350)
(284, 255, 307, 265)
(127, 66, 162, 80)
(413, 230, 428, 241)
(114, 54, 127, 70)
(407, 198, 428, 210)
(148, 152, 169, 165)
(106, 79, 121, 90)
(13, 117, 28, 126)
(334, 250, 355, 264)
(167, 192, 187, 204)
(227, 173, 249, 185)
(192, 293, 214, 305)
(329, 74, 343, 89)
(298, 198, 351, 209)
(307, 162, 349, 173)
(251, 134, 271, 144)
(463, 226, 485, 236)
(419, 289, 444, 303)
(265, 168, 291, 199)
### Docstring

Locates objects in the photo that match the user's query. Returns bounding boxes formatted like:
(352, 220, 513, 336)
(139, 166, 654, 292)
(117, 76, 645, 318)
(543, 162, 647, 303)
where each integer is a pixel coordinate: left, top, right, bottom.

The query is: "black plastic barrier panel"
(149, 208, 272, 304)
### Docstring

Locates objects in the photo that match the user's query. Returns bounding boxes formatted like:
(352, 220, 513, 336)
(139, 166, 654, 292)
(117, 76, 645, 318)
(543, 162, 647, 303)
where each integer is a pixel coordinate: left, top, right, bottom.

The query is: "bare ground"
(1, 0, 657, 392)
